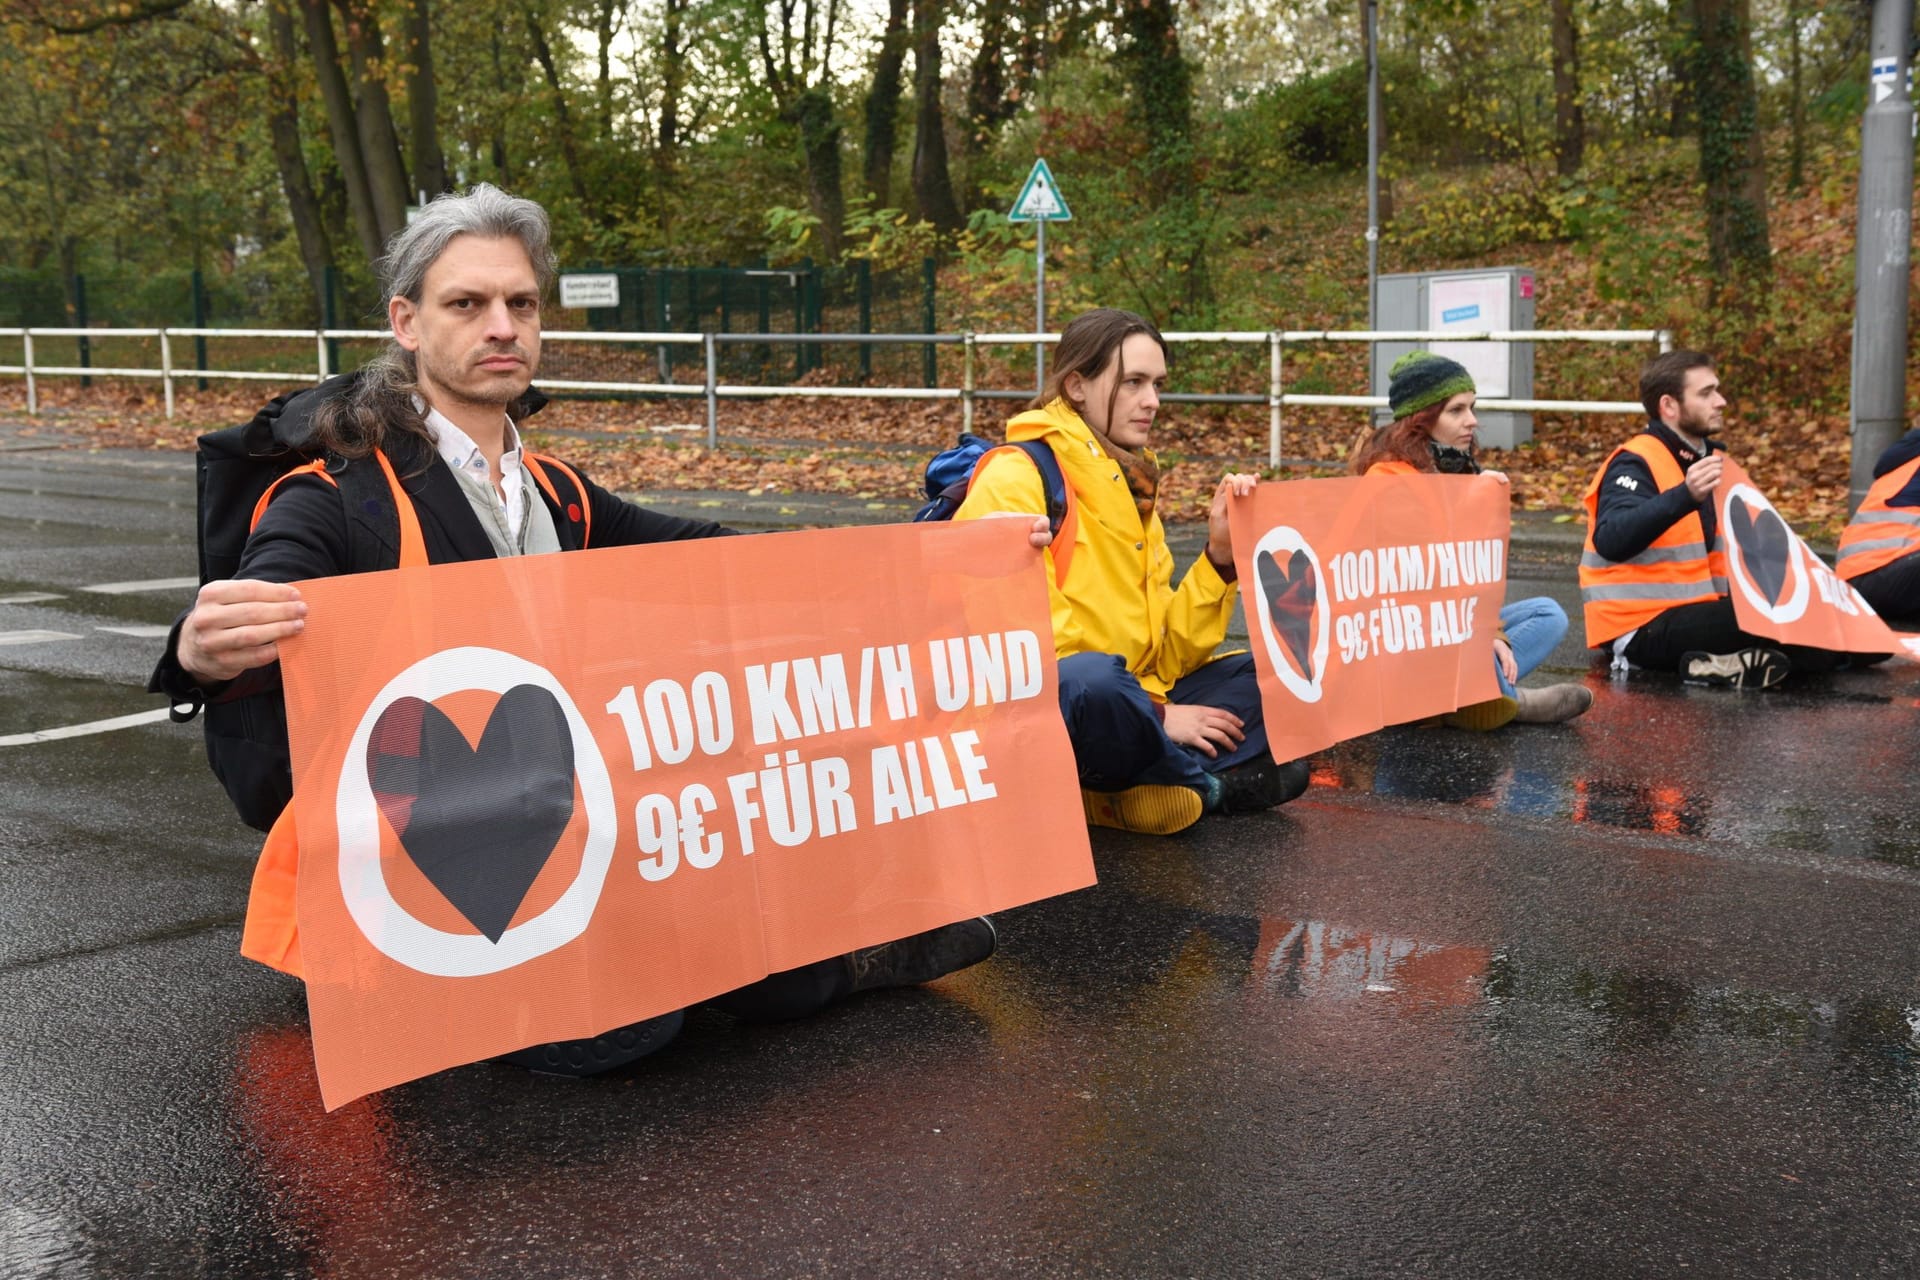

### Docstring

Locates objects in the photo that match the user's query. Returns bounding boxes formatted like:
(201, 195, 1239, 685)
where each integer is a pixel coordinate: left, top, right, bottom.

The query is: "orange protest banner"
(278, 519, 1094, 1109)
(1715, 459, 1920, 658)
(1229, 473, 1509, 761)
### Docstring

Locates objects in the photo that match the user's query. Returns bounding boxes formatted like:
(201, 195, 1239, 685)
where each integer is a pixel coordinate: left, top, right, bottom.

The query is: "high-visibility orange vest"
(1579, 435, 1728, 647)
(1836, 457, 1920, 581)
(235, 448, 594, 977)
(1363, 459, 1421, 476)
(240, 450, 425, 979)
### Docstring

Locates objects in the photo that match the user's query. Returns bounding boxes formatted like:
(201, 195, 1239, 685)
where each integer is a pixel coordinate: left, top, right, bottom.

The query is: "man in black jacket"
(1581, 350, 1849, 688)
(151, 183, 1021, 1077)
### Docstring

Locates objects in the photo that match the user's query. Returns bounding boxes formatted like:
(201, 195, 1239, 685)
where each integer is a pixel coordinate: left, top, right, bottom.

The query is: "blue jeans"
(1057, 652, 1270, 793)
(1495, 597, 1569, 696)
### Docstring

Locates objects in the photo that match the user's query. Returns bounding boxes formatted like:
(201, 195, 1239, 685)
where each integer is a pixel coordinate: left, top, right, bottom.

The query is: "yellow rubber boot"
(1081, 784, 1205, 835)
(1442, 695, 1519, 732)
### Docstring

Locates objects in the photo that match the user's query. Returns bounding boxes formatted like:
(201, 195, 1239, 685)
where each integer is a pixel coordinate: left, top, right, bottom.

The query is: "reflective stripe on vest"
(1579, 435, 1726, 646)
(242, 447, 425, 981)
(1837, 458, 1920, 579)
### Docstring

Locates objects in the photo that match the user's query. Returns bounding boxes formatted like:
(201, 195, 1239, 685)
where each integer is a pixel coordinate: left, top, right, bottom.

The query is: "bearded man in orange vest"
(1580, 350, 1850, 687)
(1836, 422, 1920, 619)
(147, 183, 1048, 1080)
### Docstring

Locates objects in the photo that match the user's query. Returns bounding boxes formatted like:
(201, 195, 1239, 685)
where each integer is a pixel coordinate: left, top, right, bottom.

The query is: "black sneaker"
(1214, 753, 1312, 814)
(1681, 647, 1791, 689)
(845, 917, 997, 993)
(495, 1009, 686, 1077)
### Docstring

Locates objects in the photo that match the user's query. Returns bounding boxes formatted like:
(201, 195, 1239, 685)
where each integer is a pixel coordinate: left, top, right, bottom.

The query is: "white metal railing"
(0, 325, 1670, 466)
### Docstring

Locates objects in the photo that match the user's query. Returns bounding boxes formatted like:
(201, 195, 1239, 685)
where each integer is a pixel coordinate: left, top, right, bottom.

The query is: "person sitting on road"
(1348, 351, 1593, 729)
(953, 307, 1311, 837)
(1580, 349, 1852, 687)
(146, 184, 1045, 1079)
(1836, 419, 1920, 621)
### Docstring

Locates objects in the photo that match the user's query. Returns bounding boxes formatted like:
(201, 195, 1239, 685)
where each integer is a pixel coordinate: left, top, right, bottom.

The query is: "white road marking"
(0, 707, 173, 746)
(80, 577, 199, 595)
(95, 625, 175, 639)
(0, 592, 64, 605)
(0, 630, 82, 646)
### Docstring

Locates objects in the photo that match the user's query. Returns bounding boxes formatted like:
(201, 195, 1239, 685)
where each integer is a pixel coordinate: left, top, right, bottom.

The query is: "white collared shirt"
(425, 405, 526, 543)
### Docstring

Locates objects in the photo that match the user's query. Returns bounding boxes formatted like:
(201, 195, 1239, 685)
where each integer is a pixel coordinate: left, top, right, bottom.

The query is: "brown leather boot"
(1512, 683, 1594, 724)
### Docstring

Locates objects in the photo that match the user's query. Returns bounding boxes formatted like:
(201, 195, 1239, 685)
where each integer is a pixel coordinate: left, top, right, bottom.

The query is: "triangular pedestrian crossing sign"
(1008, 158, 1072, 222)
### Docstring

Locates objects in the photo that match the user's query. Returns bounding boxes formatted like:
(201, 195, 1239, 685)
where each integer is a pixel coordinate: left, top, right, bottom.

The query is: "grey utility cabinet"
(1372, 267, 1537, 448)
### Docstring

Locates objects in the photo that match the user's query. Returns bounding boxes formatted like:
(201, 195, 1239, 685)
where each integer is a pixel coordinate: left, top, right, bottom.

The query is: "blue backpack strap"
(1010, 440, 1070, 532)
(971, 440, 1077, 587)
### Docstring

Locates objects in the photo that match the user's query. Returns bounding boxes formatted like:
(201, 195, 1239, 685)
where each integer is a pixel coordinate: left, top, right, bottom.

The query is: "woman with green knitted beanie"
(1349, 351, 1593, 727)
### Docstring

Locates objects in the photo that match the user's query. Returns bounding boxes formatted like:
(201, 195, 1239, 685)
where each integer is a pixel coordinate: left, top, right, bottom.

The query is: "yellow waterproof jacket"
(954, 399, 1236, 699)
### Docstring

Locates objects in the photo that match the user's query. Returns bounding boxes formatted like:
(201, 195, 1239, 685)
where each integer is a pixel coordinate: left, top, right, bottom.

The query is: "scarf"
(1082, 414, 1162, 524)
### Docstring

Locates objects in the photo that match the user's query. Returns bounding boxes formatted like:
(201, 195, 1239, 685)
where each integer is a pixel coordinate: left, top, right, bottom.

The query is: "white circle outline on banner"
(1723, 482, 1810, 625)
(1249, 524, 1329, 705)
(335, 646, 618, 977)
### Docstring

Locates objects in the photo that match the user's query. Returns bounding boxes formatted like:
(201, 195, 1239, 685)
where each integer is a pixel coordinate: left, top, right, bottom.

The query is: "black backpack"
(184, 382, 588, 832)
(187, 389, 403, 832)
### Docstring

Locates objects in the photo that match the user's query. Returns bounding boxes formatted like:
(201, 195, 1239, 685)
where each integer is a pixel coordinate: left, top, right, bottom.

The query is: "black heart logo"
(1257, 548, 1319, 683)
(366, 685, 576, 943)
(1728, 495, 1791, 607)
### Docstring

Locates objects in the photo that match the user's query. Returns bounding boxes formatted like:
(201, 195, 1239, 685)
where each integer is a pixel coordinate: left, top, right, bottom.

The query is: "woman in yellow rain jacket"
(956, 308, 1308, 836)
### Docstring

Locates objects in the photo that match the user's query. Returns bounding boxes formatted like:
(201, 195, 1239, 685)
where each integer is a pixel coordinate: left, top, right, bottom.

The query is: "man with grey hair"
(150, 184, 1015, 1079)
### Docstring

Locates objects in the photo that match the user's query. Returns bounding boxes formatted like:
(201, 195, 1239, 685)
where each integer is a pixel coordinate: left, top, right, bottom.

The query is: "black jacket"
(148, 375, 732, 828)
(1590, 421, 1723, 564)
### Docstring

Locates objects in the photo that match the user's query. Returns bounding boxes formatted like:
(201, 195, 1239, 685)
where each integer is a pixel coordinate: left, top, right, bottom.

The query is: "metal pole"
(1365, 0, 1380, 331)
(191, 267, 209, 392)
(316, 329, 330, 382)
(160, 330, 175, 419)
(22, 332, 35, 414)
(1035, 221, 1047, 393)
(1849, 0, 1915, 513)
(857, 258, 873, 382)
(704, 330, 718, 449)
(323, 264, 340, 377)
(74, 274, 91, 390)
(922, 257, 937, 387)
(963, 332, 976, 434)
(1268, 332, 1283, 470)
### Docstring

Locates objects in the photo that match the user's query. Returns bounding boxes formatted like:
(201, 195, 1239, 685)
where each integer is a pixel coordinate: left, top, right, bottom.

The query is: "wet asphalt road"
(6, 433, 1920, 1278)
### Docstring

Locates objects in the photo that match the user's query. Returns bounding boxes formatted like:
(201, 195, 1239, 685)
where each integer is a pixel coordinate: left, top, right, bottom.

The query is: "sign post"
(1008, 158, 1073, 392)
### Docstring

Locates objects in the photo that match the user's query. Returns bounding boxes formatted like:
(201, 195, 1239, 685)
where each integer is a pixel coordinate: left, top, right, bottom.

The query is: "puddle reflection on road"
(1311, 677, 1920, 865)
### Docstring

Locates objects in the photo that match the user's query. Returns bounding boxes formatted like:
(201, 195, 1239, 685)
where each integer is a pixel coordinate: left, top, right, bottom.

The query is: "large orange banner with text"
(279, 519, 1094, 1109)
(1715, 459, 1920, 657)
(1229, 473, 1509, 761)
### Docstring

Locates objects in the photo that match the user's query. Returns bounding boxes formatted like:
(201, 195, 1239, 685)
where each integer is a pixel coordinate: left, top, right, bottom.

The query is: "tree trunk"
(794, 88, 847, 254)
(1786, 0, 1805, 191)
(267, 0, 334, 322)
(300, 0, 384, 266)
(862, 0, 910, 204)
(1116, 0, 1193, 197)
(909, 0, 962, 231)
(490, 31, 513, 185)
(333, 0, 411, 239)
(523, 4, 595, 211)
(595, 0, 617, 137)
(1690, 0, 1771, 285)
(1667, 0, 1695, 138)
(403, 0, 448, 198)
(964, 0, 1010, 156)
(660, 0, 685, 158)
(1549, 0, 1586, 177)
